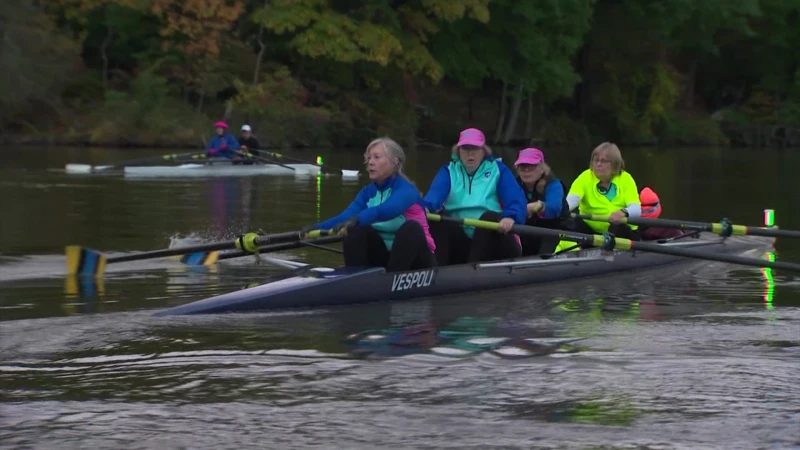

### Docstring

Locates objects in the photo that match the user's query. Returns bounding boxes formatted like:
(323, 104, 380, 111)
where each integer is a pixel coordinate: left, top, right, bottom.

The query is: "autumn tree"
(151, 0, 244, 110)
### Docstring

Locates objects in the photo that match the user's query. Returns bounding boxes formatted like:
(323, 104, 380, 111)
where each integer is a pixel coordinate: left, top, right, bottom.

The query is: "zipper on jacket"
(460, 164, 475, 194)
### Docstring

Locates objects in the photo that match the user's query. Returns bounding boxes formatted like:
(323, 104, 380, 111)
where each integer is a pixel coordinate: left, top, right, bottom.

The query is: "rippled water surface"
(1, 146, 800, 449)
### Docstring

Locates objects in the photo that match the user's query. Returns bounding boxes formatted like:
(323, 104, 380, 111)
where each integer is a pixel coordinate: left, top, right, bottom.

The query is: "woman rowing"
(422, 127, 527, 264)
(303, 137, 436, 272)
(206, 121, 242, 160)
(513, 147, 574, 255)
(567, 142, 641, 241)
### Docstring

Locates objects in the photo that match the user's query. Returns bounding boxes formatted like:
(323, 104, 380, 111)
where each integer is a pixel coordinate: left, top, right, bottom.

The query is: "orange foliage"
(151, 0, 243, 58)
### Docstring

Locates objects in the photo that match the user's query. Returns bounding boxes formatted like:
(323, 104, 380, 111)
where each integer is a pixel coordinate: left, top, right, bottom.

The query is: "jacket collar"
(373, 174, 397, 191)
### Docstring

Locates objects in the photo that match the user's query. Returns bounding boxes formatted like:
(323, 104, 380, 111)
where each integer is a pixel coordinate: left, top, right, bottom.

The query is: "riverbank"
(5, 121, 798, 150)
(3, 79, 796, 150)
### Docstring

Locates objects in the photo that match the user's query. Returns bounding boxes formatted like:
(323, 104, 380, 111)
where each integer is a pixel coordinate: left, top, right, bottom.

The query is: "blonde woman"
(513, 147, 572, 255)
(304, 138, 436, 272)
(422, 127, 527, 264)
(566, 142, 641, 241)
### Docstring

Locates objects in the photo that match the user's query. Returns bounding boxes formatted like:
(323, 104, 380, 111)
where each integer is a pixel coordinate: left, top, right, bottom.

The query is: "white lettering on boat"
(391, 270, 436, 292)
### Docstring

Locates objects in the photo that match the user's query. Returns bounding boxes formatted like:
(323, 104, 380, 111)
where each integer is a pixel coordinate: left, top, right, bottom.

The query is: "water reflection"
(208, 177, 255, 237)
(344, 316, 585, 360)
(762, 251, 776, 310)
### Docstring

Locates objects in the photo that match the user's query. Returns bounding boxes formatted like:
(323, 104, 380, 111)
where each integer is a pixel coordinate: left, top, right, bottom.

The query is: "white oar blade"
(65, 164, 93, 174)
(260, 255, 308, 269)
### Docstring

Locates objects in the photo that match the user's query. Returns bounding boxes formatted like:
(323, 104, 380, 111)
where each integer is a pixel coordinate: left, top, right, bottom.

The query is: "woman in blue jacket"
(513, 147, 573, 255)
(422, 128, 527, 265)
(206, 121, 240, 159)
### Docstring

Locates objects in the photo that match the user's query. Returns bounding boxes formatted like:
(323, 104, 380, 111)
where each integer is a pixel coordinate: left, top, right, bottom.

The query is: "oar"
(575, 214, 800, 239)
(426, 213, 800, 272)
(235, 149, 297, 173)
(65, 151, 209, 174)
(254, 150, 360, 178)
(65, 229, 333, 276)
(180, 235, 344, 265)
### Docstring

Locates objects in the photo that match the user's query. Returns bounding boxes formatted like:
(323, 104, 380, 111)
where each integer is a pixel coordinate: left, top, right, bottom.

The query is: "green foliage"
(537, 114, 592, 148)
(88, 72, 206, 144)
(5, 0, 800, 147)
(658, 112, 728, 146)
(252, 0, 445, 82)
(0, 0, 82, 127)
(231, 67, 333, 148)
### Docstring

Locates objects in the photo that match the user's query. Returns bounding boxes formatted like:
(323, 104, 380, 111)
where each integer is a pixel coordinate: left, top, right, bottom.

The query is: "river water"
(1, 145, 799, 449)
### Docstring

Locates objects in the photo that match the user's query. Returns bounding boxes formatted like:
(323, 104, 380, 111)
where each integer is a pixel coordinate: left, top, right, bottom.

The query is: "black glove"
(332, 217, 359, 235)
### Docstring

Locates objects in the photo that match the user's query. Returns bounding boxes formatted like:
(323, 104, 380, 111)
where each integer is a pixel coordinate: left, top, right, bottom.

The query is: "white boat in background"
(122, 162, 324, 177)
(65, 153, 360, 178)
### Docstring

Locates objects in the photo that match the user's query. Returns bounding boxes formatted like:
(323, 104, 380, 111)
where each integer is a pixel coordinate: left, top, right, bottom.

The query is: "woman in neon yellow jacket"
(566, 142, 641, 241)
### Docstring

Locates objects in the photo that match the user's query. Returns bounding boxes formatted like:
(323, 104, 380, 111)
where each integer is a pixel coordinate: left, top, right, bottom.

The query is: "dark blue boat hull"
(154, 234, 774, 316)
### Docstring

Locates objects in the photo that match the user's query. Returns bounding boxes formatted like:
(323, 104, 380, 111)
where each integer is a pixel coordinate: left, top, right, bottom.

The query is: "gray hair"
(364, 137, 417, 187)
(590, 142, 625, 176)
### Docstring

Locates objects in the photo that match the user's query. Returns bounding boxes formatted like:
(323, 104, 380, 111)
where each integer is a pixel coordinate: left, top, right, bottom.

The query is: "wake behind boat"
(153, 232, 775, 316)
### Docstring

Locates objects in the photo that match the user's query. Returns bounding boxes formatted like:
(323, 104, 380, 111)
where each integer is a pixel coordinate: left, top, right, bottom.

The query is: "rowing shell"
(123, 162, 322, 177)
(153, 233, 775, 316)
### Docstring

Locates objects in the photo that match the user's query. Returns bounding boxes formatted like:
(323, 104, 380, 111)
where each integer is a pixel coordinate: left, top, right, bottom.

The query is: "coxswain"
(422, 127, 527, 264)
(302, 137, 436, 272)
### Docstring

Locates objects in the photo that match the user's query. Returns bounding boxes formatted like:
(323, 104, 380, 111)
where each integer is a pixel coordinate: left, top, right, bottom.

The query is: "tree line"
(2, 0, 798, 149)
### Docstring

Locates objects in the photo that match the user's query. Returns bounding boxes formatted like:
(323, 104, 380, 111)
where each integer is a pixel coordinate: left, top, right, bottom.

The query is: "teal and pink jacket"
(313, 175, 435, 252)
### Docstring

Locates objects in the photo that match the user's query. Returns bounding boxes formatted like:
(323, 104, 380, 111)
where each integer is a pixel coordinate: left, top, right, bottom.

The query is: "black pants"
(343, 221, 436, 272)
(573, 217, 640, 246)
(428, 211, 522, 265)
(520, 218, 566, 256)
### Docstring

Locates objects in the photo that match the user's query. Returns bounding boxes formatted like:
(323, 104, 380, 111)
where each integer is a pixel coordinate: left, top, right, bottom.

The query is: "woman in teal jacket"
(422, 128, 528, 265)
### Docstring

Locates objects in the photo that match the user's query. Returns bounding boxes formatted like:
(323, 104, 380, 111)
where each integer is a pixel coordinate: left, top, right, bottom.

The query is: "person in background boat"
(638, 186, 684, 241)
(206, 121, 241, 160)
(302, 137, 436, 272)
(423, 128, 527, 264)
(513, 147, 575, 255)
(239, 124, 260, 153)
(567, 142, 641, 241)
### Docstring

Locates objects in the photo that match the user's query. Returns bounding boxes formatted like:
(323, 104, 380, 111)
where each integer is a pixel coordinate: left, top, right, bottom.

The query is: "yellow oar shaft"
(576, 214, 799, 239)
(427, 213, 800, 272)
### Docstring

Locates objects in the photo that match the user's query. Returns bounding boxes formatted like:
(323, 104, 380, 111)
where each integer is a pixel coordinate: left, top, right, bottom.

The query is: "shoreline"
(3, 126, 799, 150)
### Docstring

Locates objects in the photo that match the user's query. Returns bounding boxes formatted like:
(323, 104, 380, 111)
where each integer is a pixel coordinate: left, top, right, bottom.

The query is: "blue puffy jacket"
(206, 133, 241, 159)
